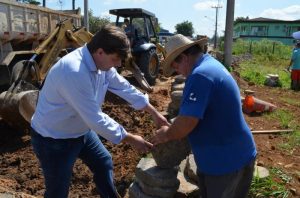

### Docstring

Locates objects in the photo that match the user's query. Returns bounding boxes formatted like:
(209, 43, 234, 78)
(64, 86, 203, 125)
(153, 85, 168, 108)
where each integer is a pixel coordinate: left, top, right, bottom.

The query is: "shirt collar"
(191, 53, 210, 70)
(81, 44, 98, 72)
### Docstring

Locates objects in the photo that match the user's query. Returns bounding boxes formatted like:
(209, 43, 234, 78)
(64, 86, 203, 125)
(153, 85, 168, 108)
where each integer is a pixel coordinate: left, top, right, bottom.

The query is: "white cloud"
(103, 0, 147, 5)
(100, 11, 110, 18)
(103, 0, 114, 5)
(194, 1, 224, 11)
(260, 5, 300, 20)
(119, 0, 147, 3)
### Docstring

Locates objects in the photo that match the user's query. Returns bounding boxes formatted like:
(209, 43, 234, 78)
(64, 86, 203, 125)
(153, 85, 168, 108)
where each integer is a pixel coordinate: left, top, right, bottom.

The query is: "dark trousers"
(31, 128, 119, 198)
(197, 158, 256, 198)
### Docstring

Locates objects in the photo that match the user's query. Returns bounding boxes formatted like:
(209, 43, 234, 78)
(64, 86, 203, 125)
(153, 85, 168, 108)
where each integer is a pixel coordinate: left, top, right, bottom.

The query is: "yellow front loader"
(0, 19, 160, 130)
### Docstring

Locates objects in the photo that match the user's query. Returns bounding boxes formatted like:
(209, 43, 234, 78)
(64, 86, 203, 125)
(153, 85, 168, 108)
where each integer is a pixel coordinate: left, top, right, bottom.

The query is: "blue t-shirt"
(291, 48, 300, 70)
(179, 54, 257, 175)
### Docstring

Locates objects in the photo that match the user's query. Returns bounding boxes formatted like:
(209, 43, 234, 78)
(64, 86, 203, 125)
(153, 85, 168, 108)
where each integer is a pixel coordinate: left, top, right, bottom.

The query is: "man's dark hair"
(87, 24, 130, 60)
(174, 44, 204, 63)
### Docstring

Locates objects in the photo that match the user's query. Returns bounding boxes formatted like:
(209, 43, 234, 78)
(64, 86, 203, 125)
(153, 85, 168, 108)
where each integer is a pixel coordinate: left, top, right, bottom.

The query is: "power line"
(212, 0, 222, 49)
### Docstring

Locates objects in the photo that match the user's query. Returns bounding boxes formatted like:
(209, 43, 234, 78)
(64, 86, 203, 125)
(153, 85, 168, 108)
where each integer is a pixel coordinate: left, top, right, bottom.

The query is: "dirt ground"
(0, 72, 299, 197)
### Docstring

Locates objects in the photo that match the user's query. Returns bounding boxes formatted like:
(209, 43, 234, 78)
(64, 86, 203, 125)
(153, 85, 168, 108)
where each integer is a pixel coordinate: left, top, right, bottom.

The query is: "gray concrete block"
(254, 165, 270, 178)
(136, 178, 178, 198)
(185, 154, 199, 185)
(135, 158, 179, 188)
(174, 75, 186, 84)
(170, 91, 183, 107)
(128, 182, 156, 198)
(171, 83, 185, 92)
(176, 172, 200, 198)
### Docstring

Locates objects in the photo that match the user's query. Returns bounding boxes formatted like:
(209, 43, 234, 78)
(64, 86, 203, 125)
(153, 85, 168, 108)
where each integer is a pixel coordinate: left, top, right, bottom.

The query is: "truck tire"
(138, 48, 159, 85)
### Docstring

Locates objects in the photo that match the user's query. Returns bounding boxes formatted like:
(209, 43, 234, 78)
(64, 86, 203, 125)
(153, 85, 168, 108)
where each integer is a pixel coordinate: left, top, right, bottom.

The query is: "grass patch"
(232, 39, 292, 88)
(249, 168, 291, 198)
(226, 39, 292, 59)
(239, 58, 291, 88)
(280, 97, 300, 107)
(278, 130, 300, 153)
(265, 109, 294, 129)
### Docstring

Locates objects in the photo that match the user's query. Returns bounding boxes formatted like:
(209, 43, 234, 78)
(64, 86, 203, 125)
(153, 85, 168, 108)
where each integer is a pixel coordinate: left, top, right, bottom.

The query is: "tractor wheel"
(138, 48, 159, 86)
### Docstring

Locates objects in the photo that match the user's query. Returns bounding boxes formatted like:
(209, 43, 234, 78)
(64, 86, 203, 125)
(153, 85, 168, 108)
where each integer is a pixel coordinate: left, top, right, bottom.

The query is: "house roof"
(248, 17, 281, 22)
(236, 17, 300, 24)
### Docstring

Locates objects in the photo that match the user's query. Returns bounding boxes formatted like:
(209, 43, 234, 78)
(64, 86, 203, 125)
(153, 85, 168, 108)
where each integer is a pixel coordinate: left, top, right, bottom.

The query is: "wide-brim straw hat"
(162, 34, 208, 77)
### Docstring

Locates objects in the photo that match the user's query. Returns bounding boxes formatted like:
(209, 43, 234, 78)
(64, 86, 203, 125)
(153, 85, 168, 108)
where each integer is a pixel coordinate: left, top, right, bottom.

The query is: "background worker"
(152, 34, 257, 198)
(122, 18, 136, 45)
(287, 41, 300, 90)
(30, 25, 169, 198)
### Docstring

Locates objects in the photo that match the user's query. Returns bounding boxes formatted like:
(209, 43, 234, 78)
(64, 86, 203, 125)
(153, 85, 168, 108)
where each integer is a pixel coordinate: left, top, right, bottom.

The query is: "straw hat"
(162, 34, 208, 77)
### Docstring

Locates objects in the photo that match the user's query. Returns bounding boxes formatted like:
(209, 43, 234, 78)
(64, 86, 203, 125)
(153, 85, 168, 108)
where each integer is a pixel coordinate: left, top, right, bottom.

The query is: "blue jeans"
(31, 128, 119, 198)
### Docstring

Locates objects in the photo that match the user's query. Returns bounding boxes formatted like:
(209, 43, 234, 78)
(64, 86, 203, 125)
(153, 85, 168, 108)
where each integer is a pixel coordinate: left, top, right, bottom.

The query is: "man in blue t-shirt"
(152, 34, 257, 198)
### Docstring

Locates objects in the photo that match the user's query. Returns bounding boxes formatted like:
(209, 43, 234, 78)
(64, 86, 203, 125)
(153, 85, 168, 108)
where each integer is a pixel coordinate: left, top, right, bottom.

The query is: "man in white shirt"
(31, 25, 169, 198)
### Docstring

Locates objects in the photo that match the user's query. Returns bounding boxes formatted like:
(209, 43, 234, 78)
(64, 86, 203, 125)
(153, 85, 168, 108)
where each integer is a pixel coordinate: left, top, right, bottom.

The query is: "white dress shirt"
(31, 45, 149, 144)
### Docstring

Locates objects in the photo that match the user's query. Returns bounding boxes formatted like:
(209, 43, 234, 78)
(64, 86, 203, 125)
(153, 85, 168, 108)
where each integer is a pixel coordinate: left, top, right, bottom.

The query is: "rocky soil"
(0, 72, 299, 197)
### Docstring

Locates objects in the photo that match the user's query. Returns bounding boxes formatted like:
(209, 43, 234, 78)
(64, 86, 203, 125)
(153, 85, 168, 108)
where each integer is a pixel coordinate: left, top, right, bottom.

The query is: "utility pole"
(84, 0, 89, 31)
(212, 1, 222, 49)
(224, 0, 235, 68)
(72, 0, 75, 10)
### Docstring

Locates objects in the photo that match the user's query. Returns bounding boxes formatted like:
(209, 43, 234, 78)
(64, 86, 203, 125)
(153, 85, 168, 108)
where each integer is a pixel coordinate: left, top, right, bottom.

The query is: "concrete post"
(224, 0, 235, 68)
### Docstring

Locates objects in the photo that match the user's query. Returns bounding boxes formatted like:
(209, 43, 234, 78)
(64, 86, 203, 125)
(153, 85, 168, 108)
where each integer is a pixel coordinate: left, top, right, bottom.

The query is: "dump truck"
(0, 0, 81, 92)
(0, 6, 165, 130)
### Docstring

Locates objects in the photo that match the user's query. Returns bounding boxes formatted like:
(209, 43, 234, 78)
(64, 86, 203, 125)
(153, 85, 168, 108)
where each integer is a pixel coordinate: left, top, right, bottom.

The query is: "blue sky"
(45, 0, 300, 38)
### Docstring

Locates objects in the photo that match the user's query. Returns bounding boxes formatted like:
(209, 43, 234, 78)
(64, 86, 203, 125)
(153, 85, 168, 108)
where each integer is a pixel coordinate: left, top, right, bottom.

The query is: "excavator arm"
(0, 19, 151, 130)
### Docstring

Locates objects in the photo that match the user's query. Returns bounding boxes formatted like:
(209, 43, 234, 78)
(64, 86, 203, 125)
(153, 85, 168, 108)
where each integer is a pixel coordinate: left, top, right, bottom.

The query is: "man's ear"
(96, 48, 104, 55)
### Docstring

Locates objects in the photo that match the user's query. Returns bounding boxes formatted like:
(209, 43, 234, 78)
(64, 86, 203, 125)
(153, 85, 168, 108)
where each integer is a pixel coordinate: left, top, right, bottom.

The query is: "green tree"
(234, 16, 249, 25)
(175, 21, 194, 37)
(83, 10, 111, 34)
(16, 0, 40, 5)
(151, 17, 161, 33)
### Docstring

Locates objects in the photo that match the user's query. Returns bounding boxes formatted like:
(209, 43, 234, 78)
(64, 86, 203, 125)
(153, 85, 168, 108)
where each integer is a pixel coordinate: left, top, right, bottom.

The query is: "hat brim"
(162, 38, 208, 77)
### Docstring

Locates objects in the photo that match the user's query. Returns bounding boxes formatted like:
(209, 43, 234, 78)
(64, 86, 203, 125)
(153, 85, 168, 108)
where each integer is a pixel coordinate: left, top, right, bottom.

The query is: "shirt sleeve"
(57, 66, 127, 144)
(179, 74, 213, 119)
(106, 67, 149, 110)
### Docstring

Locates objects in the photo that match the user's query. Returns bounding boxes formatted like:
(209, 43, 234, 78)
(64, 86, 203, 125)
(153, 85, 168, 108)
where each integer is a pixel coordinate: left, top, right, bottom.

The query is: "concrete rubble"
(129, 157, 201, 198)
(264, 74, 280, 87)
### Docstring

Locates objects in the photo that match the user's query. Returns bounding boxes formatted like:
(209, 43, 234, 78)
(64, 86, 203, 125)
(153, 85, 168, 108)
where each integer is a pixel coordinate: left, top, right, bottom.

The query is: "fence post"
(249, 41, 252, 54)
(272, 42, 275, 54)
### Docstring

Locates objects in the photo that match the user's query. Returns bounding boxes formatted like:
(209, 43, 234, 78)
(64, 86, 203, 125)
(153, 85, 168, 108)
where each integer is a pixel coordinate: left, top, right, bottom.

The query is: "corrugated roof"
(249, 17, 281, 22)
(236, 17, 300, 23)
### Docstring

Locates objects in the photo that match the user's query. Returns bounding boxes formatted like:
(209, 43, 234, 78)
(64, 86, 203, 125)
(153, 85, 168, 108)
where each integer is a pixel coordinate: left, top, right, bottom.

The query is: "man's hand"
(151, 125, 170, 145)
(122, 133, 153, 153)
(151, 116, 199, 146)
(142, 104, 170, 128)
(152, 112, 170, 128)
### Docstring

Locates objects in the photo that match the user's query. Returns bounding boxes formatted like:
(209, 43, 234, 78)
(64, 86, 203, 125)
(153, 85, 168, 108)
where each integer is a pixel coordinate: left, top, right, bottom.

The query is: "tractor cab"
(110, 8, 158, 47)
(109, 8, 160, 85)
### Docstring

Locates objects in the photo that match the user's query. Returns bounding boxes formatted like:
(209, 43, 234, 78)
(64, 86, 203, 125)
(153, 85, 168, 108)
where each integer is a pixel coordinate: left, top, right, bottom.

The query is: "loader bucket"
(126, 58, 153, 92)
(0, 80, 38, 130)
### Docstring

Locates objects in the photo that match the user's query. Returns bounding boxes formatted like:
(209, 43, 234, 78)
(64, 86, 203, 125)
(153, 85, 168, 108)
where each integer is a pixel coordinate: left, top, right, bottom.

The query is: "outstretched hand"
(152, 113, 170, 129)
(142, 104, 170, 128)
(123, 133, 153, 153)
